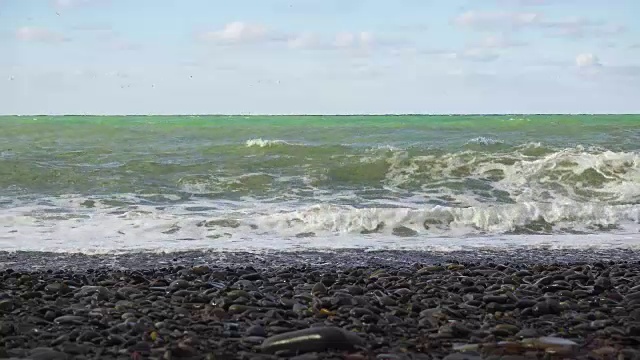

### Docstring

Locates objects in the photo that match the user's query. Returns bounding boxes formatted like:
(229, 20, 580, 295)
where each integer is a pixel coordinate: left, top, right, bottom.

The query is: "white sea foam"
(1, 144, 638, 254)
(0, 196, 638, 254)
(245, 138, 298, 147)
(465, 137, 504, 145)
(381, 146, 640, 205)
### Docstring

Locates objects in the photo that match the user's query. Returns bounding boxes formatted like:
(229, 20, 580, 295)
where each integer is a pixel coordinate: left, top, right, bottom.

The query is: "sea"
(0, 115, 639, 254)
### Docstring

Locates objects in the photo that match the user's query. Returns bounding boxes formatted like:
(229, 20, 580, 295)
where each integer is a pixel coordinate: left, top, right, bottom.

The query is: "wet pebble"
(261, 326, 364, 354)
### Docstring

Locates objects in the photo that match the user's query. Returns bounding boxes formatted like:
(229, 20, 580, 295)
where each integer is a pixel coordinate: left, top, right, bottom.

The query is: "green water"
(0, 114, 639, 203)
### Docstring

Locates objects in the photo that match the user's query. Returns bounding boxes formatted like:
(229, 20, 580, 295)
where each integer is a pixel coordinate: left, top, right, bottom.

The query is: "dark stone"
(53, 316, 86, 325)
(29, 348, 68, 360)
(246, 325, 267, 337)
(0, 299, 15, 312)
(516, 299, 537, 308)
(261, 326, 364, 354)
(0, 321, 14, 336)
(311, 282, 327, 295)
(191, 265, 211, 275)
(61, 342, 91, 355)
(77, 330, 101, 342)
(240, 273, 262, 281)
(169, 280, 190, 291)
(483, 295, 508, 304)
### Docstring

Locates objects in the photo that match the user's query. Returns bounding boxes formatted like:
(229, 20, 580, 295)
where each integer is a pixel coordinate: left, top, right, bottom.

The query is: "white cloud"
(287, 33, 323, 49)
(455, 10, 624, 39)
(476, 34, 527, 48)
(196, 23, 389, 55)
(110, 40, 141, 51)
(15, 27, 68, 43)
(199, 22, 268, 44)
(333, 31, 375, 49)
(105, 70, 129, 78)
(52, 0, 107, 9)
(450, 48, 500, 62)
(454, 11, 541, 29)
(575, 53, 601, 68)
(543, 18, 625, 38)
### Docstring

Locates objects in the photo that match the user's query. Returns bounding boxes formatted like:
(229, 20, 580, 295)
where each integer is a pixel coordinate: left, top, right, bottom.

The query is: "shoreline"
(2, 248, 640, 271)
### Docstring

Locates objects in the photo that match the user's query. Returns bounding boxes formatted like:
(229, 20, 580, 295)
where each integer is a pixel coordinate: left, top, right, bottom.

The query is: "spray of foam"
(1, 196, 639, 254)
(245, 138, 298, 148)
(465, 137, 504, 145)
(380, 146, 640, 205)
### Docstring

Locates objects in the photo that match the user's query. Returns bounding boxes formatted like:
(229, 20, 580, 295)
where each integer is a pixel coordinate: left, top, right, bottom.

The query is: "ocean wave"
(465, 137, 504, 145)
(245, 138, 301, 148)
(248, 202, 639, 236)
(376, 146, 640, 205)
(1, 199, 638, 253)
(170, 145, 639, 205)
(177, 173, 289, 196)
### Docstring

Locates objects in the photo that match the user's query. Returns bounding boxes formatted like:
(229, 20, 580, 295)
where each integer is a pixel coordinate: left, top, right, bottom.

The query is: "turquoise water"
(0, 115, 639, 252)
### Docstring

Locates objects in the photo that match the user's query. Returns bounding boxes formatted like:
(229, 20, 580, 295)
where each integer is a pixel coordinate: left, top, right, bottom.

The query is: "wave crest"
(247, 202, 639, 236)
(245, 138, 298, 148)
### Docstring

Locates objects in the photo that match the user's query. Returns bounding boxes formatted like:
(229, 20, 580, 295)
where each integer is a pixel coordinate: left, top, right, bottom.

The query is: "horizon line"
(2, 113, 640, 117)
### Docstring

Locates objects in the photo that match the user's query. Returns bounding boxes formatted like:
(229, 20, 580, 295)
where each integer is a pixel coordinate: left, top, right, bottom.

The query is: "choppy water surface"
(1, 115, 639, 253)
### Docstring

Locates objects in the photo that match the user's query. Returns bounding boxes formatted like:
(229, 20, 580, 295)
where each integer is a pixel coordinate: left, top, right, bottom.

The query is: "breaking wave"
(245, 138, 301, 148)
(1, 198, 638, 253)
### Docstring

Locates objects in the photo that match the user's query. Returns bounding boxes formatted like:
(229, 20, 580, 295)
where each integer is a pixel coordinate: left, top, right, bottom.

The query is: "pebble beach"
(2, 250, 640, 360)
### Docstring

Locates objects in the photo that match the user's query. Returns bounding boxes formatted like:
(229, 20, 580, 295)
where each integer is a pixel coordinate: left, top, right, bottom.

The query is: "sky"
(1, 0, 639, 114)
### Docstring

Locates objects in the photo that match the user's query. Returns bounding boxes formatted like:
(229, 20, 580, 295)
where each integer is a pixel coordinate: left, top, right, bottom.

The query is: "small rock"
(169, 280, 190, 291)
(515, 299, 537, 308)
(625, 291, 640, 302)
(0, 299, 14, 312)
(240, 273, 261, 281)
(232, 280, 258, 291)
(171, 342, 198, 358)
(77, 330, 101, 342)
(350, 307, 374, 318)
(75, 286, 111, 300)
(127, 341, 152, 355)
(61, 342, 91, 355)
(44, 310, 57, 321)
(619, 348, 640, 360)
(483, 295, 508, 304)
(532, 299, 560, 316)
(523, 336, 578, 355)
(29, 348, 68, 360)
(53, 315, 86, 325)
(191, 265, 211, 275)
(311, 282, 327, 296)
(105, 335, 126, 346)
(0, 321, 13, 336)
(50, 334, 69, 347)
(515, 328, 539, 338)
(45, 282, 70, 294)
(594, 277, 612, 290)
(261, 326, 364, 354)
(492, 324, 520, 337)
(246, 325, 267, 337)
(242, 336, 266, 345)
(392, 226, 418, 237)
